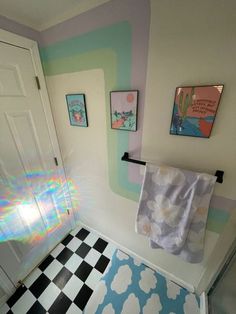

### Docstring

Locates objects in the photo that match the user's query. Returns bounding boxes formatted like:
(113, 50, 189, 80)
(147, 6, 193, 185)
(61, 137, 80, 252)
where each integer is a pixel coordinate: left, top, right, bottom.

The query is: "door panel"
(0, 266, 15, 307)
(0, 41, 72, 286)
(0, 63, 25, 96)
(6, 111, 46, 172)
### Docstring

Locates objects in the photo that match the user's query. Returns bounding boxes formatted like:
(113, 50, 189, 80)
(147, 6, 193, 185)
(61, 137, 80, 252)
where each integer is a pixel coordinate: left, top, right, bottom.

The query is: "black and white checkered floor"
(1, 225, 116, 314)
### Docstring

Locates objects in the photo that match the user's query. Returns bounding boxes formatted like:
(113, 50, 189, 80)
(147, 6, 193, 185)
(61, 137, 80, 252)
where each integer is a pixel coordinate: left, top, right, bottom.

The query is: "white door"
(0, 41, 73, 287)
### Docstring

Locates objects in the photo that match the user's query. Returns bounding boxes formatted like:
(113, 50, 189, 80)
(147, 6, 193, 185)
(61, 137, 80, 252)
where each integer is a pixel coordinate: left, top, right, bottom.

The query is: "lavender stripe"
(128, 0, 150, 184)
(210, 195, 236, 211)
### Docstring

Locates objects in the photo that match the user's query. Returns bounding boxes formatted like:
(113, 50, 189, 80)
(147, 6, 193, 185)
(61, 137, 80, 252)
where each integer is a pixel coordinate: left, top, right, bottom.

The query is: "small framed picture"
(66, 94, 88, 127)
(170, 85, 224, 138)
(110, 90, 138, 131)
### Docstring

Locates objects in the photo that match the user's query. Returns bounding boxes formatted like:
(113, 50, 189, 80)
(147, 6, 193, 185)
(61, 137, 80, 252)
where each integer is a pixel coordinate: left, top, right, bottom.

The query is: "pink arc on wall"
(170, 85, 224, 138)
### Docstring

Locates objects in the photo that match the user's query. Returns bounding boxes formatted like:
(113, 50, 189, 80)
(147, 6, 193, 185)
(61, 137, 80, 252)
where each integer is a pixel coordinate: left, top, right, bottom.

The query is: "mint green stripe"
(40, 22, 140, 201)
(40, 22, 131, 63)
(206, 207, 230, 233)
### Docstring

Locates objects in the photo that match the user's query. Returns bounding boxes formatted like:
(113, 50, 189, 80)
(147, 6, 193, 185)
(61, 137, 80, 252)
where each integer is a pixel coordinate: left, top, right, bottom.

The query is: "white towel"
(136, 163, 216, 263)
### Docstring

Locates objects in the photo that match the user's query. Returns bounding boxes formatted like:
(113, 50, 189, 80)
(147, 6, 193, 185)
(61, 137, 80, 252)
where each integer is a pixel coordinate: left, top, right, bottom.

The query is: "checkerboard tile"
(38, 282, 61, 310)
(66, 302, 82, 314)
(1, 225, 116, 314)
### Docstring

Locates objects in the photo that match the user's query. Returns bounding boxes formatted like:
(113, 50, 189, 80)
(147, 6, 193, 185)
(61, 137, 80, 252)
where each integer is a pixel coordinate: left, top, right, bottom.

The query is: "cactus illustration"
(179, 87, 194, 120)
(179, 90, 183, 113)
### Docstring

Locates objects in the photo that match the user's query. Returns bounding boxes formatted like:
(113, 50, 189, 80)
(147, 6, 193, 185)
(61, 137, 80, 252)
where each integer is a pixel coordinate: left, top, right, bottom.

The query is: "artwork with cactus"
(170, 85, 223, 138)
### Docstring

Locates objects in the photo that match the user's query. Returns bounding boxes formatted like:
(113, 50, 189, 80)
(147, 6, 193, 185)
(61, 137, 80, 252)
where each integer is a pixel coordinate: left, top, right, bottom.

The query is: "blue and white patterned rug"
(84, 249, 200, 314)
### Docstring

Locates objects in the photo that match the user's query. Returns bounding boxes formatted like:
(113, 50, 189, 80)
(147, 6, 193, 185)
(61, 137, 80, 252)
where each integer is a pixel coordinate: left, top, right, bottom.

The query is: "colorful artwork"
(66, 94, 88, 127)
(170, 85, 224, 138)
(110, 90, 138, 131)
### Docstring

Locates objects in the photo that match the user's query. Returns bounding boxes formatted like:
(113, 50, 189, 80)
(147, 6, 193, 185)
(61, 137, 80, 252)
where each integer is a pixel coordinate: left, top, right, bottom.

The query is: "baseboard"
(200, 292, 208, 314)
(79, 222, 195, 293)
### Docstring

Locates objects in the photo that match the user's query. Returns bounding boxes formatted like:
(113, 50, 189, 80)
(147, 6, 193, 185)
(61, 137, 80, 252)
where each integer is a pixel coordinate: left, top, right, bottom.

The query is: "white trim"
(0, 28, 35, 48)
(0, 28, 75, 228)
(200, 292, 208, 314)
(79, 221, 195, 293)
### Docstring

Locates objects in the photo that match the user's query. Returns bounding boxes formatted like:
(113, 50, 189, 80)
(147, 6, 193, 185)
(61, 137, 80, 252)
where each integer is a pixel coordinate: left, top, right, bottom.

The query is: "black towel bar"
(121, 152, 224, 184)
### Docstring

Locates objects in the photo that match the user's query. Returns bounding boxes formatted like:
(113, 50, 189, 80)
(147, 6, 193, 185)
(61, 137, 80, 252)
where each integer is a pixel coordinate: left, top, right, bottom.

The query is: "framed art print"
(66, 94, 88, 127)
(170, 85, 224, 138)
(110, 90, 138, 131)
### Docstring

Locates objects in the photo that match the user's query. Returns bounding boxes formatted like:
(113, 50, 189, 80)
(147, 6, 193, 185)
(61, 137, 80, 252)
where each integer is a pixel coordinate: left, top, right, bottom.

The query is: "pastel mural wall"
(1, 0, 236, 293)
(40, 0, 150, 202)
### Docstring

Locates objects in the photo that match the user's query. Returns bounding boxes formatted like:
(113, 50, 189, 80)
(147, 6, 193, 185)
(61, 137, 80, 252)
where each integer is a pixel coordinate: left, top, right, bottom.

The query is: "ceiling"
(0, 0, 110, 31)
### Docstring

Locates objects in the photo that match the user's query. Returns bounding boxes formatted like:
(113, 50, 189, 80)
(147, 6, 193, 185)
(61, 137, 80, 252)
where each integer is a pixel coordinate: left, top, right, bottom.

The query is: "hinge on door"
(17, 280, 24, 287)
(35, 76, 41, 90)
(54, 157, 58, 166)
(67, 210, 70, 215)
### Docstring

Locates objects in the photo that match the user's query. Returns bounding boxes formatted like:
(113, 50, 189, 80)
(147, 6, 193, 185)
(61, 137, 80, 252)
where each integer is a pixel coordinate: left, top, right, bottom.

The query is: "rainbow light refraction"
(0, 170, 79, 244)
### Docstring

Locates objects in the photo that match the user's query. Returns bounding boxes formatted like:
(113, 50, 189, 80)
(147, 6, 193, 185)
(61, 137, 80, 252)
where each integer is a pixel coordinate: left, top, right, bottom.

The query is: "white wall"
(46, 69, 138, 237)
(142, 0, 236, 292)
(144, 0, 236, 200)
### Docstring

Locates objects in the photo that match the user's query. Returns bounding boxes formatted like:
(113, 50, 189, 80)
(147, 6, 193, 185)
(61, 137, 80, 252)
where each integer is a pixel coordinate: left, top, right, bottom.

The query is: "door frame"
(0, 29, 62, 166)
(0, 29, 76, 288)
(0, 28, 75, 226)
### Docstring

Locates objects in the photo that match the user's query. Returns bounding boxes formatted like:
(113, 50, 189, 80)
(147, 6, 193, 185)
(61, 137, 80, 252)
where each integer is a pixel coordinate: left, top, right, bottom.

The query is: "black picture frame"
(169, 84, 224, 138)
(110, 90, 138, 132)
(66, 94, 88, 127)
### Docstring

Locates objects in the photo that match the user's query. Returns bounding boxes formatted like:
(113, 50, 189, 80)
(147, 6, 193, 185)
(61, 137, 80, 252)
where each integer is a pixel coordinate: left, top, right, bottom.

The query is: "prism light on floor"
(0, 170, 79, 243)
